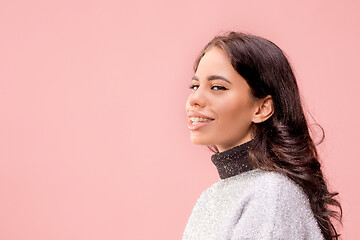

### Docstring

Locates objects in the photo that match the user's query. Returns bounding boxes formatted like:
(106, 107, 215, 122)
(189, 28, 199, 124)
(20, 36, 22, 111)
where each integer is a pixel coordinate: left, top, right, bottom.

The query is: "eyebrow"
(192, 75, 231, 84)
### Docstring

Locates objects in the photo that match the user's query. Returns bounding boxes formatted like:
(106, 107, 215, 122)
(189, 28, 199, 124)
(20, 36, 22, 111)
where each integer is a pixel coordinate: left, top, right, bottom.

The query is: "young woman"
(183, 32, 342, 240)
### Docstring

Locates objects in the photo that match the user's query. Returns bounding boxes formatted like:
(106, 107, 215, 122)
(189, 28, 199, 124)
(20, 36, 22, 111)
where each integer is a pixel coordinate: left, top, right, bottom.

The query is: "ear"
(252, 95, 274, 123)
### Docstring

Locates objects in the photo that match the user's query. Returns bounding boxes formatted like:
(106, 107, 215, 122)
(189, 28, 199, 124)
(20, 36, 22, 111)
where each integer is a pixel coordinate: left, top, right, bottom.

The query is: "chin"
(190, 135, 212, 146)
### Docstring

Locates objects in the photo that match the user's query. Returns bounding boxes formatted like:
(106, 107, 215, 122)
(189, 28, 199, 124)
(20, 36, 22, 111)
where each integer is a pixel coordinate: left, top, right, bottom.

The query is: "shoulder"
(231, 170, 324, 239)
(197, 169, 305, 200)
(195, 169, 309, 214)
(254, 169, 297, 187)
(252, 170, 308, 200)
(231, 170, 311, 216)
(253, 170, 322, 230)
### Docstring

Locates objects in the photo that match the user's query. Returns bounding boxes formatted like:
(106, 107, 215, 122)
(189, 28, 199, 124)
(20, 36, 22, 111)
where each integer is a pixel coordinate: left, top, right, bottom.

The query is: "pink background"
(0, 0, 358, 239)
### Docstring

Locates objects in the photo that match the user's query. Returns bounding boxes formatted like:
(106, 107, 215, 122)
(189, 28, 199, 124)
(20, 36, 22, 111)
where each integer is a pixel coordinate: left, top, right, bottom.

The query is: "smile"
(188, 117, 214, 130)
(189, 117, 212, 125)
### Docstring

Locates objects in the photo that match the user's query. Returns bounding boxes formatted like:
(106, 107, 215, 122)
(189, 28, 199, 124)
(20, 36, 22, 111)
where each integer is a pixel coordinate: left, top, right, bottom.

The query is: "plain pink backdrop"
(0, 0, 358, 239)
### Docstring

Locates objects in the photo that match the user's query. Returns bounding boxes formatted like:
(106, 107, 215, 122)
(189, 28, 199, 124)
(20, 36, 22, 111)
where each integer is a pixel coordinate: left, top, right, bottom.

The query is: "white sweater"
(183, 168, 324, 240)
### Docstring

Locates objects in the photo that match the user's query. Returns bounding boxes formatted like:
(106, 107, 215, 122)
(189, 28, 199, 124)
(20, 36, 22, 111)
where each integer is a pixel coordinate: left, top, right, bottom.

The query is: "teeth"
(190, 117, 212, 124)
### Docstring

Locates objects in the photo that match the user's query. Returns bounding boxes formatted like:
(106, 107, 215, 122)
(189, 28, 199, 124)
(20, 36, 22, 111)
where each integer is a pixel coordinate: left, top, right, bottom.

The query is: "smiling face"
(185, 47, 261, 152)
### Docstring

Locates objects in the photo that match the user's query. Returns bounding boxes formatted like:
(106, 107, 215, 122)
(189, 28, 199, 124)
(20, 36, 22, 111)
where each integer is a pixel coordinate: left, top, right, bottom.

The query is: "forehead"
(196, 47, 236, 77)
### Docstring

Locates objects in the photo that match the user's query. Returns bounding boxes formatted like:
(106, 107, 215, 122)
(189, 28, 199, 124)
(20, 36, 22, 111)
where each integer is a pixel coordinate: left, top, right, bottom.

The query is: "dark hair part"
(194, 32, 342, 239)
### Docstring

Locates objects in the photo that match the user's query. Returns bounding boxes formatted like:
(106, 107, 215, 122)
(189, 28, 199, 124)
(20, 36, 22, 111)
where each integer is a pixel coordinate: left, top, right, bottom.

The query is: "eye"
(189, 84, 199, 90)
(211, 85, 228, 91)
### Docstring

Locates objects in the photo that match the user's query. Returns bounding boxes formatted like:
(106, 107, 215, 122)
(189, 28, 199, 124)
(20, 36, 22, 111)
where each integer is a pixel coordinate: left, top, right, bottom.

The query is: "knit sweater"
(183, 140, 324, 240)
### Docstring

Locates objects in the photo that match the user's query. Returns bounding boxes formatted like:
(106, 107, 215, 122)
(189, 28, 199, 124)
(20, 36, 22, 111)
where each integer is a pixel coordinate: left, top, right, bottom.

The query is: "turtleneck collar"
(211, 140, 255, 179)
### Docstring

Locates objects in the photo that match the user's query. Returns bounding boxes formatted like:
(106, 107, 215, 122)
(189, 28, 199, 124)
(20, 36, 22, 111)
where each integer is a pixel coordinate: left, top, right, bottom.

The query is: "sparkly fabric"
(183, 143, 324, 239)
(211, 140, 254, 179)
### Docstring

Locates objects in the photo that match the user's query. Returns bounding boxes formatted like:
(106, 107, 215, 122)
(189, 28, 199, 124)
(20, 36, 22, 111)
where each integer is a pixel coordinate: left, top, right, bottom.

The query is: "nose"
(186, 86, 207, 110)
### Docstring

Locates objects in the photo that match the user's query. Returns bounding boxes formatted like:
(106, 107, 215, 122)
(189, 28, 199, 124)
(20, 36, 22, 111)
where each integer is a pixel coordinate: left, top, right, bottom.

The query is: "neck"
(211, 139, 255, 179)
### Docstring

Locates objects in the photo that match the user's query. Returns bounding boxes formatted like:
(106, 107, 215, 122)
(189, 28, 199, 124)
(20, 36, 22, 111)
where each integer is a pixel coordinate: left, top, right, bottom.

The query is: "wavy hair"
(194, 32, 342, 239)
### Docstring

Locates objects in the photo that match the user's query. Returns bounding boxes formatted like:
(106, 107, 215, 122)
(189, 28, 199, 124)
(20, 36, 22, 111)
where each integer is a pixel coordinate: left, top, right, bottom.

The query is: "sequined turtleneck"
(184, 139, 324, 239)
(211, 140, 255, 179)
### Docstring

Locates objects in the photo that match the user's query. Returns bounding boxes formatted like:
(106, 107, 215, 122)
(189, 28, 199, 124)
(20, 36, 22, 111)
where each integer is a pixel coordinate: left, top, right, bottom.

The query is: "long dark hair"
(194, 32, 342, 239)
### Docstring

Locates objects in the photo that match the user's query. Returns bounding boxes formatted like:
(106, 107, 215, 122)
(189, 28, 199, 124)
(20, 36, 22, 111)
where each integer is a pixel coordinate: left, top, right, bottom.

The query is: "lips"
(187, 111, 214, 130)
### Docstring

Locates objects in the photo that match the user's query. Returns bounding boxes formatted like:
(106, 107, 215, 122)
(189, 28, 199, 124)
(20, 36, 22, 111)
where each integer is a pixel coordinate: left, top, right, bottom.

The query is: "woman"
(183, 32, 342, 240)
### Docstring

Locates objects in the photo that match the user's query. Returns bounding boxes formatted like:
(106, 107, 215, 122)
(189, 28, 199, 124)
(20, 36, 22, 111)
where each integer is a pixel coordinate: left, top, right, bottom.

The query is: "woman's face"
(185, 47, 260, 152)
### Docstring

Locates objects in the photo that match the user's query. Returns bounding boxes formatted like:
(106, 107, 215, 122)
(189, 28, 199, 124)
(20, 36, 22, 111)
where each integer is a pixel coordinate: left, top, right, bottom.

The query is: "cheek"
(217, 98, 253, 128)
